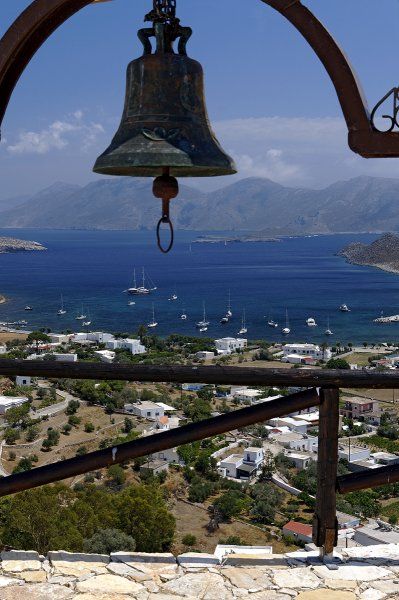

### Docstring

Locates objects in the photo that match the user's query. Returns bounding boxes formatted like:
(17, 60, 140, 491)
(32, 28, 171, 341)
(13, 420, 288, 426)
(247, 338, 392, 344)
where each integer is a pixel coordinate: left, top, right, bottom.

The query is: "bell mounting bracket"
(139, 0, 192, 56)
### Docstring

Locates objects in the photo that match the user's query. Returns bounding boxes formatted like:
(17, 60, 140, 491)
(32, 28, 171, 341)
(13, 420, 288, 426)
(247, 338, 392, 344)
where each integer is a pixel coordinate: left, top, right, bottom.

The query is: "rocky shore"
(0, 237, 46, 254)
(338, 232, 399, 275)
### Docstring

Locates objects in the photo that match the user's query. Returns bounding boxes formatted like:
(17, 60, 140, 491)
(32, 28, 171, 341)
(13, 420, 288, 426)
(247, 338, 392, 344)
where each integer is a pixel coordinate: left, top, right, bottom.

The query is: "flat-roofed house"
(126, 401, 164, 420)
(0, 395, 29, 415)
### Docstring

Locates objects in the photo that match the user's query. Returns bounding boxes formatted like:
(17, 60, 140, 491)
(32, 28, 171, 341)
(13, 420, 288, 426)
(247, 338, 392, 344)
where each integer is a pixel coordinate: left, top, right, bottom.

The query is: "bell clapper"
(153, 168, 179, 253)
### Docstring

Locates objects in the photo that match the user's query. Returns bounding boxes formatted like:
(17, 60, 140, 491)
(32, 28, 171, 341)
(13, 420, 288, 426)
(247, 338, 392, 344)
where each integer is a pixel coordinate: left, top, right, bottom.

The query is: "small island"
(0, 237, 46, 254)
(194, 234, 279, 244)
(338, 232, 399, 274)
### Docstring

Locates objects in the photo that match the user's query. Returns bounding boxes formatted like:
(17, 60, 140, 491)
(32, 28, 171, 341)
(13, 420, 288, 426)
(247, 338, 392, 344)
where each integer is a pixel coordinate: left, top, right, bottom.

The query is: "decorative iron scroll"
(371, 87, 399, 133)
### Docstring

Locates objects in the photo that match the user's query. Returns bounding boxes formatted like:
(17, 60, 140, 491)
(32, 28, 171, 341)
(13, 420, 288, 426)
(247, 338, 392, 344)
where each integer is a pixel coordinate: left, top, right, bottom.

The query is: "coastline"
(0, 296, 6, 304)
(343, 259, 399, 276)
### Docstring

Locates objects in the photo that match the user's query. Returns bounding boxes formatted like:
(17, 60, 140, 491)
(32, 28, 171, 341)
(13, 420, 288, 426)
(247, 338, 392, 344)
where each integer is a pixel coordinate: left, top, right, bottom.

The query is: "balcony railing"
(0, 359, 399, 556)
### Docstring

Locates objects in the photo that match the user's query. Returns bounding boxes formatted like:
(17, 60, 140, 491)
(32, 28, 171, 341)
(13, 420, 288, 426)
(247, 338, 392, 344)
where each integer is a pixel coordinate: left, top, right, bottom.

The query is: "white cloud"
(7, 111, 105, 156)
(209, 115, 399, 188)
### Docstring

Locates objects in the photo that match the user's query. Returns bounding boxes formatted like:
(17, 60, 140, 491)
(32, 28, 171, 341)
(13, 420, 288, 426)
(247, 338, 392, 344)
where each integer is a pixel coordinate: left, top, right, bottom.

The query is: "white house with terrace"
(282, 343, 331, 363)
(215, 337, 247, 355)
(218, 447, 264, 480)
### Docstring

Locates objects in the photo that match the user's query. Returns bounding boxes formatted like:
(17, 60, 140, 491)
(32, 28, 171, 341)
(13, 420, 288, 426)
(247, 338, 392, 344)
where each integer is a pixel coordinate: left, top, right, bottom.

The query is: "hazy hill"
(1, 175, 399, 233)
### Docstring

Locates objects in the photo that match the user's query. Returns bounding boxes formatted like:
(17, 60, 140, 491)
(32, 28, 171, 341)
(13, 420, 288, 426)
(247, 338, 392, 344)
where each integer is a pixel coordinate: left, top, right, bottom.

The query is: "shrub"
(182, 534, 197, 546)
(84, 422, 95, 433)
(83, 528, 136, 554)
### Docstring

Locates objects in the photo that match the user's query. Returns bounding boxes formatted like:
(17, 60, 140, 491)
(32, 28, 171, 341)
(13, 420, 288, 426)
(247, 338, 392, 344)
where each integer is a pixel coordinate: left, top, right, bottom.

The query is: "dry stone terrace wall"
(0, 546, 398, 598)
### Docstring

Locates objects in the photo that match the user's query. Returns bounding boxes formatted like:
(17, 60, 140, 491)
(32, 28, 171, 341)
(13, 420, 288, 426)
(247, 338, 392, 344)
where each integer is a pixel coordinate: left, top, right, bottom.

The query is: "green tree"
(4, 428, 20, 445)
(27, 331, 51, 352)
(5, 403, 30, 428)
(65, 399, 80, 415)
(213, 491, 247, 521)
(83, 528, 136, 554)
(123, 417, 134, 433)
(107, 465, 126, 486)
(115, 485, 175, 552)
(84, 422, 95, 433)
(25, 424, 39, 442)
(326, 358, 350, 370)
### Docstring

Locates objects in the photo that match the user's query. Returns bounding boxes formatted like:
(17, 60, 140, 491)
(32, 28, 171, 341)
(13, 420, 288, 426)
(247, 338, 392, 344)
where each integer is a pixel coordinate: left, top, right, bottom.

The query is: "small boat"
(196, 302, 210, 329)
(306, 317, 317, 327)
(325, 317, 333, 335)
(238, 310, 247, 335)
(339, 304, 350, 312)
(128, 301, 136, 306)
(199, 326, 208, 332)
(180, 308, 187, 320)
(24, 306, 33, 311)
(17, 319, 28, 326)
(57, 294, 66, 315)
(169, 293, 178, 301)
(282, 309, 290, 335)
(147, 304, 158, 328)
(267, 312, 278, 327)
(76, 305, 86, 320)
(83, 310, 92, 327)
(220, 316, 229, 324)
(128, 268, 157, 295)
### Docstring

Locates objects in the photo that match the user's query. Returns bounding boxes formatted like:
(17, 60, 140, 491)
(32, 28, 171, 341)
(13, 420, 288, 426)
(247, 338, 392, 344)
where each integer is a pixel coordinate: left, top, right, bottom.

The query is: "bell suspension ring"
(153, 169, 178, 253)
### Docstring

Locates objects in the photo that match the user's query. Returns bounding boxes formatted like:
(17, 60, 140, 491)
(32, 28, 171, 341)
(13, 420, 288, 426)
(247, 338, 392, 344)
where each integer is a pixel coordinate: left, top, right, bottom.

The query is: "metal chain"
(153, 0, 176, 19)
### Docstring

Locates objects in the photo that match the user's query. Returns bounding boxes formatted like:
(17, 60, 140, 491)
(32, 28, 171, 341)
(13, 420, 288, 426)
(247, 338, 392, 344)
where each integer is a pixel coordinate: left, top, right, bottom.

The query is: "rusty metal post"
(312, 387, 339, 557)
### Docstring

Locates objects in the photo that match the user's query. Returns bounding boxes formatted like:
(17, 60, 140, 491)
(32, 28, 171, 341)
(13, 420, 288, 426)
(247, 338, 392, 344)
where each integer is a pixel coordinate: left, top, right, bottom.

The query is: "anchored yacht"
(306, 317, 317, 327)
(128, 268, 157, 295)
(147, 304, 158, 328)
(339, 304, 350, 312)
(282, 309, 290, 335)
(196, 302, 210, 329)
(238, 310, 247, 335)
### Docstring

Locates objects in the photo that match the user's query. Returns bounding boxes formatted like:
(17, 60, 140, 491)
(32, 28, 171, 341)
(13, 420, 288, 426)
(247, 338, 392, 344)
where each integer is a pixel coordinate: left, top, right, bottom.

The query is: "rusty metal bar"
(312, 387, 339, 555)
(0, 388, 318, 497)
(337, 463, 399, 495)
(1, 360, 399, 388)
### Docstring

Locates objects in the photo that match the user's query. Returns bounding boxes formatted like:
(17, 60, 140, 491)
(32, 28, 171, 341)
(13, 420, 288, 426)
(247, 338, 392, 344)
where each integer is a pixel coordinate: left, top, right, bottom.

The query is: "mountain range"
(0, 175, 399, 234)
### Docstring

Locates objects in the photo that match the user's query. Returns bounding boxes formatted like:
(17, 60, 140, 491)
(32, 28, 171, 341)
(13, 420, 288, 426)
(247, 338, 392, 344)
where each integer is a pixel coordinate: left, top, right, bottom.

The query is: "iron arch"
(0, 0, 398, 157)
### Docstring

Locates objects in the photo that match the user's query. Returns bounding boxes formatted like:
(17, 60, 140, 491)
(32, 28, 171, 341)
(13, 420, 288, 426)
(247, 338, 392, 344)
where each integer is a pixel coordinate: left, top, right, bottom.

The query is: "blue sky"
(1, 0, 399, 200)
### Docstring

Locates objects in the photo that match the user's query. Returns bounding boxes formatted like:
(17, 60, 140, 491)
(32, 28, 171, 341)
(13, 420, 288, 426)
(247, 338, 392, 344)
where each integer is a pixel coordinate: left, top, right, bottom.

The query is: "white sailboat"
(24, 306, 33, 311)
(128, 300, 136, 306)
(282, 309, 290, 334)
(221, 290, 232, 323)
(57, 294, 66, 315)
(180, 307, 187, 320)
(238, 309, 247, 335)
(306, 317, 317, 327)
(196, 302, 210, 329)
(83, 310, 92, 327)
(76, 305, 87, 320)
(325, 317, 333, 336)
(339, 303, 350, 312)
(169, 290, 178, 301)
(128, 268, 157, 295)
(147, 304, 158, 328)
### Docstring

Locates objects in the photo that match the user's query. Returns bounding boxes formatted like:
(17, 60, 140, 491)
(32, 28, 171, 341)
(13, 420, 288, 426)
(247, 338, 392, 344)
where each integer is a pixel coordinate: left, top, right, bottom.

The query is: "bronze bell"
(93, 1, 236, 251)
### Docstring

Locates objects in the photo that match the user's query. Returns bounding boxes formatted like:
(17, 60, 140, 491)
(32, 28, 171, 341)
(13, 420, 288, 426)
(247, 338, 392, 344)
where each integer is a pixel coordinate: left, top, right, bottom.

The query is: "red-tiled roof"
(283, 521, 312, 536)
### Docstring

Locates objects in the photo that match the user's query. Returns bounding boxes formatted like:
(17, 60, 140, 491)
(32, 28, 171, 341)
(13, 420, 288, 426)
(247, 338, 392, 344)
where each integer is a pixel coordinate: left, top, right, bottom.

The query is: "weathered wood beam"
(0, 360, 398, 388)
(338, 463, 399, 495)
(312, 387, 339, 555)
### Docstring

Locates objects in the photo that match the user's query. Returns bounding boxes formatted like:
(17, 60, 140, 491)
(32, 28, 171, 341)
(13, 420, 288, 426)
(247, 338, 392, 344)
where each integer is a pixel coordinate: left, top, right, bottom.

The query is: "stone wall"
(0, 545, 398, 598)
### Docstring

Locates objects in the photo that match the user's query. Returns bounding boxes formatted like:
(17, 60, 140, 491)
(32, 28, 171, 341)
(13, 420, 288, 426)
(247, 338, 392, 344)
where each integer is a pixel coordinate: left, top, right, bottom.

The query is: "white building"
(87, 332, 115, 344)
(15, 375, 32, 387)
(106, 338, 146, 355)
(53, 353, 78, 362)
(94, 350, 116, 363)
(49, 333, 71, 345)
(285, 451, 313, 470)
(0, 395, 29, 415)
(288, 435, 318, 453)
(196, 351, 215, 360)
(338, 446, 370, 463)
(215, 337, 247, 355)
(125, 401, 164, 420)
(219, 447, 264, 480)
(232, 387, 262, 404)
(269, 416, 309, 434)
(282, 343, 331, 362)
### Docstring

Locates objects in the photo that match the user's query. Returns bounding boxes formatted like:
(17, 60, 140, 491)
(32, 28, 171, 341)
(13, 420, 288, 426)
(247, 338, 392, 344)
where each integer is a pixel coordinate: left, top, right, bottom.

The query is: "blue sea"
(0, 229, 398, 345)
